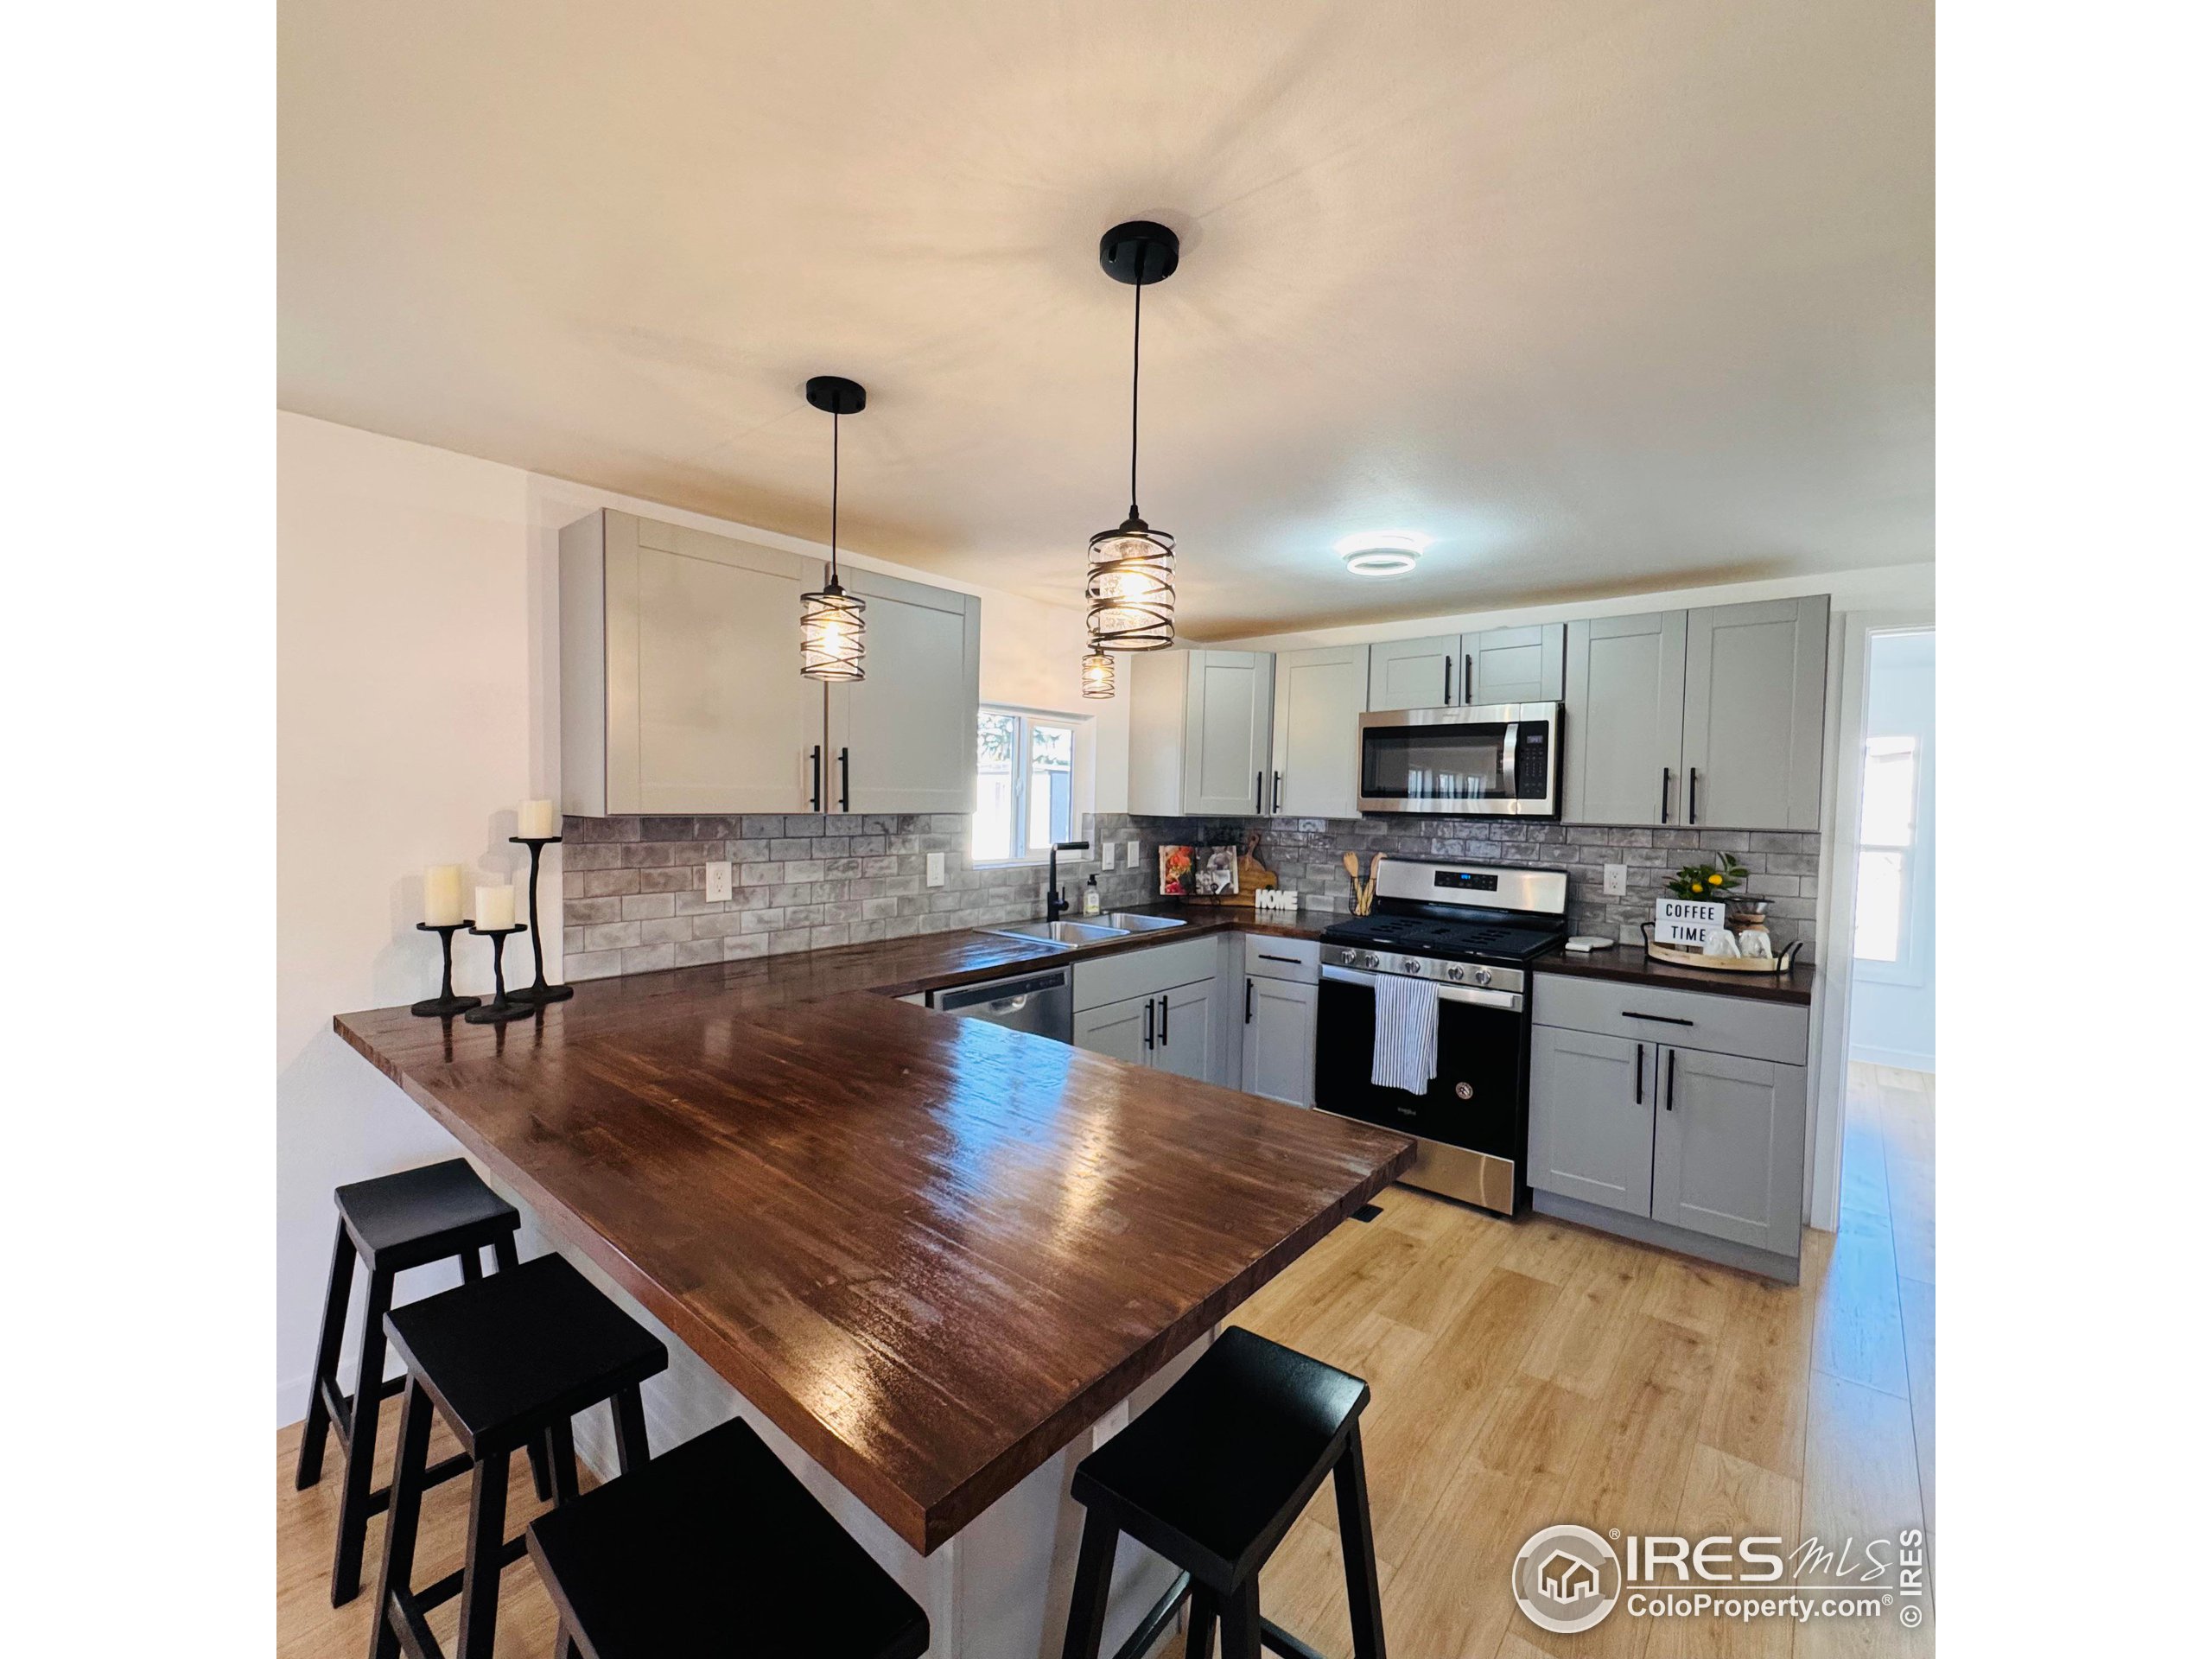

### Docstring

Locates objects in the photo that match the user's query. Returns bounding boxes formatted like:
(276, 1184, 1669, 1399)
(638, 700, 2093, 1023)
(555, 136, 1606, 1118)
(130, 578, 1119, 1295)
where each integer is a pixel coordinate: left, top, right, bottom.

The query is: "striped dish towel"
(1370, 973, 1440, 1094)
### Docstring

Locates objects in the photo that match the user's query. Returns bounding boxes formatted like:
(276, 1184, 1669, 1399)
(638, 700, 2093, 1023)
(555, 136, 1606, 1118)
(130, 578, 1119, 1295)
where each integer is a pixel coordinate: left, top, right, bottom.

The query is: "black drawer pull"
(1255, 952, 1300, 964)
(1622, 1011, 1694, 1027)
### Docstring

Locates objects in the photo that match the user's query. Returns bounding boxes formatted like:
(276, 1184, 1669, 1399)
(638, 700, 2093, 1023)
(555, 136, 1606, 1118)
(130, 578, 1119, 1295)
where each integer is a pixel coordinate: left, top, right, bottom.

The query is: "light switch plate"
(1126, 838, 1140, 870)
(704, 861, 733, 903)
(925, 851, 946, 887)
(1101, 842, 1116, 870)
(1604, 863, 1629, 897)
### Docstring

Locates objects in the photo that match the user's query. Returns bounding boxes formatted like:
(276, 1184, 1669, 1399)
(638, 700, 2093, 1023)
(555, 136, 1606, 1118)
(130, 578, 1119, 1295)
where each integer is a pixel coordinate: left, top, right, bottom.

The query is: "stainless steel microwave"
(1357, 702, 1561, 817)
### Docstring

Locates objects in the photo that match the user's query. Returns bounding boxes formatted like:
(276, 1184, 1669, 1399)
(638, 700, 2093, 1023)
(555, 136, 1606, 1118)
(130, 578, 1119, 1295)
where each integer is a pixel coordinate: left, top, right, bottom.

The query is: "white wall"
(1849, 630, 1936, 1070)
(276, 412, 1113, 1421)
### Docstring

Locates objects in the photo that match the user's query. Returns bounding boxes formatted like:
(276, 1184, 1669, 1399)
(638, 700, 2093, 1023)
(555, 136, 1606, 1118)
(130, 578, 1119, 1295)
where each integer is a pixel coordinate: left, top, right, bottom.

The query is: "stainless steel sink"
(984, 919, 1133, 945)
(1102, 912, 1187, 932)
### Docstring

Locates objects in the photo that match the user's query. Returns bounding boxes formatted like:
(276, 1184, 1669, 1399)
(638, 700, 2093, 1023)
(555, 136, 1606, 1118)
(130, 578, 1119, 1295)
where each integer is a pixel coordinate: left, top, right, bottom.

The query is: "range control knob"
(1444, 963, 1467, 982)
(1355, 951, 1378, 969)
(1400, 957, 1423, 976)
(1471, 965, 1494, 987)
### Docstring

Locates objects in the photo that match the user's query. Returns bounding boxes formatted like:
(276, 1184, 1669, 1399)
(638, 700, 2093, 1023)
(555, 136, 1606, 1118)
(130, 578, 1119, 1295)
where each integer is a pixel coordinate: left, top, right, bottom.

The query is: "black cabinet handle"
(1246, 980, 1255, 1023)
(1443, 653, 1453, 705)
(1272, 771, 1282, 814)
(1688, 766, 1699, 824)
(1158, 993, 1169, 1044)
(1622, 1010, 1694, 1027)
(837, 747, 850, 813)
(1666, 1048, 1677, 1111)
(1255, 952, 1300, 964)
(1660, 766, 1671, 824)
(810, 745, 823, 814)
(1635, 1043, 1643, 1105)
(1465, 652, 1474, 705)
(1144, 997, 1154, 1050)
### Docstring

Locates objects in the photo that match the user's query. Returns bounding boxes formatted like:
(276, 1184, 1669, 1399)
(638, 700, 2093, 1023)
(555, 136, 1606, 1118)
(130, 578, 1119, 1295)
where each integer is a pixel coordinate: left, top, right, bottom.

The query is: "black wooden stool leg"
(330, 1263, 395, 1605)
(488, 1232, 556, 1500)
(1217, 1580, 1262, 1659)
(1332, 1425, 1388, 1659)
(368, 1380, 434, 1659)
(296, 1220, 356, 1490)
(454, 1446, 512, 1659)
(611, 1385, 651, 1475)
(459, 1245, 484, 1283)
(1185, 1585, 1220, 1659)
(1059, 1509, 1119, 1659)
(548, 1416, 582, 1506)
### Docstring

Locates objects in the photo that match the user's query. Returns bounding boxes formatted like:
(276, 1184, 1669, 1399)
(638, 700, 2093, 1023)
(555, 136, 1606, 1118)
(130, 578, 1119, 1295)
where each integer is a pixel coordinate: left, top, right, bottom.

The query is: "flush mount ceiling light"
(1079, 644, 1116, 699)
(1335, 531, 1429, 578)
(799, 375, 866, 682)
(1085, 220, 1180, 652)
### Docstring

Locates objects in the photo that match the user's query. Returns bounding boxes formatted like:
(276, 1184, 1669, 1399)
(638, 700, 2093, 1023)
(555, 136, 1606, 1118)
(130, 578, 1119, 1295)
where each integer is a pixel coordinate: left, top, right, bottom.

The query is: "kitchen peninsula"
(334, 928, 1411, 1656)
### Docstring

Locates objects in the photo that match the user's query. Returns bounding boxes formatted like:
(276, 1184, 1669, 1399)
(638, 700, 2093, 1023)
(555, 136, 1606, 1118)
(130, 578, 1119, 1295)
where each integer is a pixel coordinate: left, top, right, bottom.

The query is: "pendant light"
(1085, 221, 1180, 652)
(799, 375, 867, 682)
(1079, 642, 1116, 699)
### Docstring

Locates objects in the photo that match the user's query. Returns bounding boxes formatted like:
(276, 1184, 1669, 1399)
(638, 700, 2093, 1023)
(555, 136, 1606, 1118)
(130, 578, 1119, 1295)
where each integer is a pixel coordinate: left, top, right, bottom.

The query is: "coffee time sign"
(1656, 898, 1726, 948)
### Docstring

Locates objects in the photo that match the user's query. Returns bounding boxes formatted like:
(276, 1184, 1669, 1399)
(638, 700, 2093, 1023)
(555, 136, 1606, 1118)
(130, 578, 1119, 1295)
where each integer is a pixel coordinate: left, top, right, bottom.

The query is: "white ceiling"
(279, 1, 1932, 639)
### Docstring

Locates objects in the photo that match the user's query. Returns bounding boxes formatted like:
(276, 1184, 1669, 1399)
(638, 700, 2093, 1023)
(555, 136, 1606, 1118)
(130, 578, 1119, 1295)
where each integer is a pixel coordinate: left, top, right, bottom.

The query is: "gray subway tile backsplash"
(560, 809, 1820, 981)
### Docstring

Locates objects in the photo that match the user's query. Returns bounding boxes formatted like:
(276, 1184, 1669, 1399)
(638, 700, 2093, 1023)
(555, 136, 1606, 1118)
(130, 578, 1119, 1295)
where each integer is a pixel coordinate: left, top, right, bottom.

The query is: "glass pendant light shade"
(798, 580, 866, 681)
(1085, 518, 1175, 650)
(1080, 644, 1116, 699)
(800, 374, 867, 683)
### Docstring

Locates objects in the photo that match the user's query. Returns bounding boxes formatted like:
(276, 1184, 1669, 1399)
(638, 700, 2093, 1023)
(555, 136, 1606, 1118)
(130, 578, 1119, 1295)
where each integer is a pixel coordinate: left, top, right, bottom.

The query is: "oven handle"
(1321, 963, 1523, 1012)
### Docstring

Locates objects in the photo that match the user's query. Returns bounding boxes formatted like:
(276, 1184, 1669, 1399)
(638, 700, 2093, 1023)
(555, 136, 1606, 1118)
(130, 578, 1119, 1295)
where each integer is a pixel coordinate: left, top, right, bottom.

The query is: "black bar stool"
(369, 1253, 670, 1659)
(1059, 1326, 1387, 1659)
(527, 1414, 930, 1659)
(295, 1157, 551, 1605)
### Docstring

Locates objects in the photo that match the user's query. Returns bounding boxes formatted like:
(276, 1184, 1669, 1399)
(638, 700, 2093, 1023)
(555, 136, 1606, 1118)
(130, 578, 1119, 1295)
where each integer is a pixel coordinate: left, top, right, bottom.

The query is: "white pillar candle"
(424, 865, 466, 927)
(518, 798, 557, 839)
(474, 885, 517, 931)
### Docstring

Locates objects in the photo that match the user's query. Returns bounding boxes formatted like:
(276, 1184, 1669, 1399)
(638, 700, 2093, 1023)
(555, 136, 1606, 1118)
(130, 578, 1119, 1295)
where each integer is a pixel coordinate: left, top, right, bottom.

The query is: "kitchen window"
(973, 709, 1076, 864)
(1853, 734, 1920, 965)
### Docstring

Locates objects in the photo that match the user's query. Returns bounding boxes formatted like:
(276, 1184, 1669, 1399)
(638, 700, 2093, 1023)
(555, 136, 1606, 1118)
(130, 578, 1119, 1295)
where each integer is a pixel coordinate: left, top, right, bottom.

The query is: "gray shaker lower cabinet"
(1072, 994, 1154, 1066)
(1529, 971, 1807, 1281)
(1650, 1047, 1807, 1257)
(1242, 977, 1319, 1106)
(1528, 1027, 1654, 1217)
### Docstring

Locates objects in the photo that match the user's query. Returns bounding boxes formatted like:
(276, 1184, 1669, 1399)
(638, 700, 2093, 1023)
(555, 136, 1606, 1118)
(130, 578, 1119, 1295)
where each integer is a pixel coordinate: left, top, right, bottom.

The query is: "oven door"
(1313, 966, 1531, 1211)
(1357, 702, 1560, 817)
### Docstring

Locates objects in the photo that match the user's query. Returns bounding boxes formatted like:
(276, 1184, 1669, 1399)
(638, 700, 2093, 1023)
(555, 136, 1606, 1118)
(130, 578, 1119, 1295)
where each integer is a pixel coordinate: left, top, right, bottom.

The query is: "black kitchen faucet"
(1045, 841, 1090, 920)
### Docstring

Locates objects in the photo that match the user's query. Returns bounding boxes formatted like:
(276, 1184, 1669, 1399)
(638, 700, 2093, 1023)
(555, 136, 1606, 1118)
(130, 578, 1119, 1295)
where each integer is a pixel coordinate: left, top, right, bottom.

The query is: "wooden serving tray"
(1640, 922, 1802, 974)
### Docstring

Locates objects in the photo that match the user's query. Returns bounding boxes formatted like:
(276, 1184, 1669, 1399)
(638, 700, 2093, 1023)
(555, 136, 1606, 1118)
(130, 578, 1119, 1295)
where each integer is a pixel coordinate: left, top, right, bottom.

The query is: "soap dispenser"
(1082, 874, 1102, 917)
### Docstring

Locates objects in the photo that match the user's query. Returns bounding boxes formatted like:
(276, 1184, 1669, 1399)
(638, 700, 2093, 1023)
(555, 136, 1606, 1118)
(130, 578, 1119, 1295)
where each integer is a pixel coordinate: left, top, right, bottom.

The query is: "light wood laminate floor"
(276, 1065, 1934, 1658)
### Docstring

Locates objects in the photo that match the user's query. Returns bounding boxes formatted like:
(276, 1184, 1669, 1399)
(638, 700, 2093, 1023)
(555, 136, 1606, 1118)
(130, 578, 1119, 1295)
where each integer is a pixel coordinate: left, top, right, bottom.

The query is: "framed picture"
(1157, 844, 1194, 896)
(1194, 843, 1240, 897)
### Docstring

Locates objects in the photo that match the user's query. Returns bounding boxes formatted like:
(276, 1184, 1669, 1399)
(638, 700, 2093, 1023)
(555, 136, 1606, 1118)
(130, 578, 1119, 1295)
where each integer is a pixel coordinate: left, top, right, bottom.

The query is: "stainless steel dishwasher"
(925, 965, 1073, 1044)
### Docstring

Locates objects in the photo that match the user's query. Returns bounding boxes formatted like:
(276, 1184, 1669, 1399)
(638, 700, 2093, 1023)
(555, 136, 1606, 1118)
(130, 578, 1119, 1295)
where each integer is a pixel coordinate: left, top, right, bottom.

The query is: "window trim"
(971, 707, 1081, 868)
(1852, 734, 1923, 982)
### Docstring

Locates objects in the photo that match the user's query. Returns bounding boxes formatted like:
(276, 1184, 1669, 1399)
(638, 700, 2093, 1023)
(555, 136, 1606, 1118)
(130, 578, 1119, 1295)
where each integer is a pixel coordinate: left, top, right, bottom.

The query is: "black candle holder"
(410, 922, 482, 1018)
(461, 923, 534, 1024)
(506, 835, 575, 1005)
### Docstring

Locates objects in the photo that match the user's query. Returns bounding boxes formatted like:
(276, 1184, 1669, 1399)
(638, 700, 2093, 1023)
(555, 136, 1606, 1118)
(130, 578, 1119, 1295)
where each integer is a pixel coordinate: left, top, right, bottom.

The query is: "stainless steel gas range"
(1313, 857, 1568, 1214)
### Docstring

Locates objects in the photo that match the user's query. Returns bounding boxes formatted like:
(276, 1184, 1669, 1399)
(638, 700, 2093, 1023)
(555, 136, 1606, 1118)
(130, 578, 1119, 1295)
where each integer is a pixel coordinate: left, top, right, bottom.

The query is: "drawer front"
(1243, 933, 1320, 984)
(1533, 971, 1808, 1065)
(1074, 936, 1222, 1011)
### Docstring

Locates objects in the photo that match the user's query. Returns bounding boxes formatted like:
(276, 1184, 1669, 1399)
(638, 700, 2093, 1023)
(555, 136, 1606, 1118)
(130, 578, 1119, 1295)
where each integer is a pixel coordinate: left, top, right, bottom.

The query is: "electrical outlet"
(1604, 863, 1629, 897)
(925, 851, 945, 887)
(1101, 841, 1116, 871)
(704, 860, 733, 903)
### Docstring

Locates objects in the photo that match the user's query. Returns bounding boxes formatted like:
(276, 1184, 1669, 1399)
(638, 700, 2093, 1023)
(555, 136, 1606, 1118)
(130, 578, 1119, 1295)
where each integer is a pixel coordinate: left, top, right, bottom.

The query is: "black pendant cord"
(830, 409, 842, 586)
(1128, 276, 1142, 521)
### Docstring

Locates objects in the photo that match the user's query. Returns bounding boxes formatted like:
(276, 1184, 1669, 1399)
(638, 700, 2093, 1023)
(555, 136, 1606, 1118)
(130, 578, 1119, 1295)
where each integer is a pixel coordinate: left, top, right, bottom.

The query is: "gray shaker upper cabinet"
(560, 510, 821, 817)
(823, 564, 982, 814)
(1680, 597, 1829, 831)
(1366, 634, 1459, 711)
(1268, 645, 1370, 818)
(1128, 649, 1276, 817)
(1463, 623, 1566, 705)
(1563, 611, 1688, 826)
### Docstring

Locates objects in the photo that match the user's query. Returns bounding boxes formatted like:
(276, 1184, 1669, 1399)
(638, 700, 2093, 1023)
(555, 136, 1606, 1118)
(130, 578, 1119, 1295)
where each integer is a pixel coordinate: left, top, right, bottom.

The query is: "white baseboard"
(1851, 1043, 1934, 1074)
